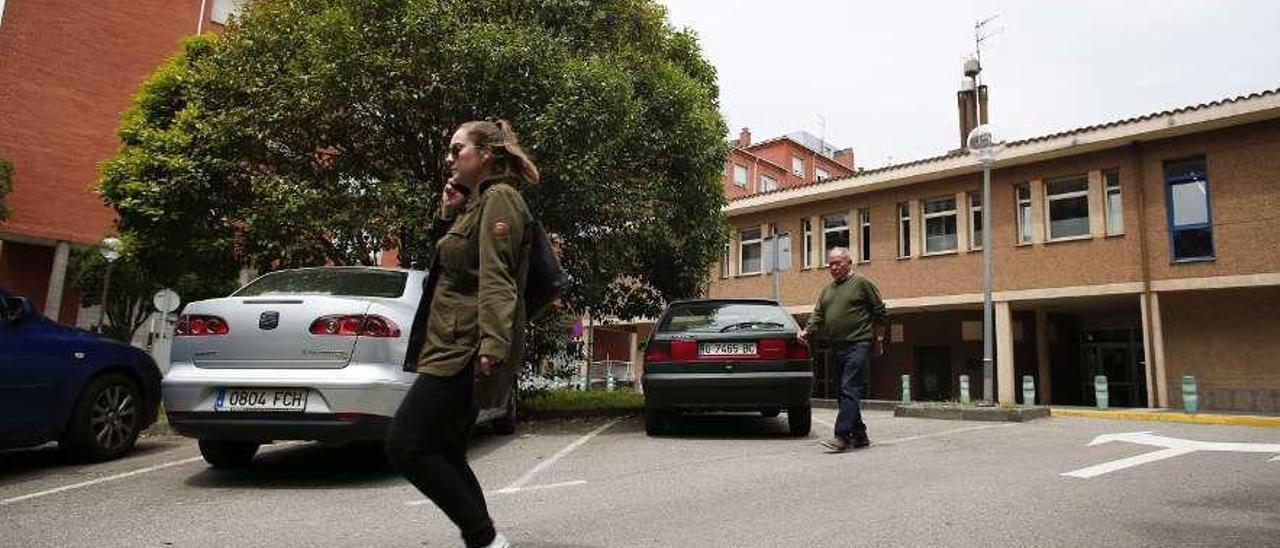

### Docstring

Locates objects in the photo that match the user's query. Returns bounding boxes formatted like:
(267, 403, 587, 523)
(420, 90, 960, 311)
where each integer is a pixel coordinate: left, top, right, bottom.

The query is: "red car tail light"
(787, 339, 810, 360)
(644, 341, 671, 363)
(309, 315, 402, 338)
(174, 315, 230, 336)
(670, 340, 698, 361)
(758, 339, 787, 360)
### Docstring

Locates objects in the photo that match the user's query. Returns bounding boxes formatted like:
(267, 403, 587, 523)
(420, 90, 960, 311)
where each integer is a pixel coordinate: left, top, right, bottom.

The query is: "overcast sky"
(658, 0, 1280, 168)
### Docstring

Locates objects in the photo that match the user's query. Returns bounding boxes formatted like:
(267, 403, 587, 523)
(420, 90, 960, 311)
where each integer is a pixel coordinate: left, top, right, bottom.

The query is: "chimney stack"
(738, 127, 752, 148)
(958, 57, 990, 150)
(834, 148, 855, 169)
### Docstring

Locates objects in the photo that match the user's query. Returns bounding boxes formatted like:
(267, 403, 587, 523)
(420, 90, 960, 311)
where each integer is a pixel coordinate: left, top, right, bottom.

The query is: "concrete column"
(848, 208, 858, 258)
(1030, 179, 1045, 244)
(1035, 308, 1052, 404)
(955, 191, 970, 253)
(808, 215, 820, 267)
(628, 331, 639, 386)
(43, 241, 71, 320)
(1142, 292, 1169, 408)
(1088, 170, 1106, 238)
(996, 301, 1016, 403)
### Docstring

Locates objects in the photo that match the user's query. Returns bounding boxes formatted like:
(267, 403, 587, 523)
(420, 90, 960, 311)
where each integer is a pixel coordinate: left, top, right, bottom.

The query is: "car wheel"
(198, 439, 260, 468)
(61, 373, 142, 462)
(492, 391, 517, 436)
(644, 406, 668, 436)
(761, 407, 781, 418)
(787, 405, 811, 437)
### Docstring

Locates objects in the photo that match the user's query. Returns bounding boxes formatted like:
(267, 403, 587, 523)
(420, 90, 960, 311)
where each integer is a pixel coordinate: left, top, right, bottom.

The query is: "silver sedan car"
(162, 266, 517, 467)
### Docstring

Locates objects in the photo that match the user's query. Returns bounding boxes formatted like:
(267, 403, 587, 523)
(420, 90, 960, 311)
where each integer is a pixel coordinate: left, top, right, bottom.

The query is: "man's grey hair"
(827, 247, 853, 262)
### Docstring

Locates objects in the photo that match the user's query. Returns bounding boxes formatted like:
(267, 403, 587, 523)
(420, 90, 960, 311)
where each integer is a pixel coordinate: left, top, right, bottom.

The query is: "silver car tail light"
(308, 314, 402, 338)
(174, 314, 230, 336)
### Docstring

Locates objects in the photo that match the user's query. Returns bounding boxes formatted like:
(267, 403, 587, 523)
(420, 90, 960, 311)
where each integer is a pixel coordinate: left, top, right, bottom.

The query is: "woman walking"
(386, 118, 539, 548)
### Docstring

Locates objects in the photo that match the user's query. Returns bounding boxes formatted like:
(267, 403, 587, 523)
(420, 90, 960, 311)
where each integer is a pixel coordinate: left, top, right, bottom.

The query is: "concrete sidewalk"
(1050, 406, 1280, 428)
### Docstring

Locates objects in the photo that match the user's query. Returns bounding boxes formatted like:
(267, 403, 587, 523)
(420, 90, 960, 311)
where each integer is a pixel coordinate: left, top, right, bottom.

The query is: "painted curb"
(1051, 408, 1280, 428)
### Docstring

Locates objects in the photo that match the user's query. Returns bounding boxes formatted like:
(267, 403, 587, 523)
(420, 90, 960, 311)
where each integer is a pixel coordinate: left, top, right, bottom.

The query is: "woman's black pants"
(385, 366, 495, 547)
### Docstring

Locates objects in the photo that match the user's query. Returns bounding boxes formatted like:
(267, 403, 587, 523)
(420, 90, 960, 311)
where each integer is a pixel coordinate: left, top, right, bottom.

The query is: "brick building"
(706, 86, 1280, 413)
(0, 0, 243, 326)
(723, 128, 856, 199)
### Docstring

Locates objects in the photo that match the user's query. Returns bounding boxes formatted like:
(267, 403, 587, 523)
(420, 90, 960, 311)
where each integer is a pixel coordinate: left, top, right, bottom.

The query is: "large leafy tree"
(100, 0, 728, 327)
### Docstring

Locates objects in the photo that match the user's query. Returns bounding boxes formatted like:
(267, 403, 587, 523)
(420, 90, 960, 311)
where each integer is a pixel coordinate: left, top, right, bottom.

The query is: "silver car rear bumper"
(162, 361, 414, 441)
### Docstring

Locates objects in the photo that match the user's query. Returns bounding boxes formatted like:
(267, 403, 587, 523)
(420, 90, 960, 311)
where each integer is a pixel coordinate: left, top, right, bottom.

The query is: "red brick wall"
(0, 0, 206, 245)
(0, 241, 53, 311)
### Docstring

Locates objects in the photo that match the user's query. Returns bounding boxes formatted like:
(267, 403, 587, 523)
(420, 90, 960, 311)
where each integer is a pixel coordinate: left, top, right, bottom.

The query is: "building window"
(968, 191, 983, 250)
(211, 0, 250, 25)
(1015, 183, 1032, 244)
(1045, 175, 1090, 240)
(792, 156, 805, 178)
(764, 227, 791, 273)
(897, 202, 911, 258)
(858, 209, 871, 262)
(739, 228, 763, 274)
(1105, 169, 1123, 236)
(822, 214, 849, 257)
(1164, 156, 1215, 261)
(815, 167, 830, 182)
(719, 244, 730, 278)
(758, 174, 779, 193)
(733, 164, 748, 187)
(802, 218, 814, 267)
(922, 196, 958, 254)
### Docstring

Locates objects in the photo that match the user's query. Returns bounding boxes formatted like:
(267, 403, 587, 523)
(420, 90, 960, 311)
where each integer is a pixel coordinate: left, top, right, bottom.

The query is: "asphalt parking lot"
(3, 409, 1278, 547)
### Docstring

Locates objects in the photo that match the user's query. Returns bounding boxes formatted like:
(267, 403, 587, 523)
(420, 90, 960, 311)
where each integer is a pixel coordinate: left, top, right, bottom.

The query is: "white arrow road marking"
(1063, 431, 1280, 479)
(1062, 448, 1195, 479)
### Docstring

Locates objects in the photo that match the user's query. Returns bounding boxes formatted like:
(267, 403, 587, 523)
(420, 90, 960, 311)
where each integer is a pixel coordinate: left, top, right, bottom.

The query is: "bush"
(522, 389, 644, 417)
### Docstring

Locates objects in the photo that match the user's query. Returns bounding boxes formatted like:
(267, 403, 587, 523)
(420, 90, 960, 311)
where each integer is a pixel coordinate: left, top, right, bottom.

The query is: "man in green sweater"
(799, 247, 888, 452)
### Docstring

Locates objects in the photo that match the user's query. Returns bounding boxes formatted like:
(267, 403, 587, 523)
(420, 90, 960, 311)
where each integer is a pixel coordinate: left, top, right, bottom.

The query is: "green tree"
(0, 158, 13, 221)
(69, 246, 238, 342)
(100, 0, 728, 345)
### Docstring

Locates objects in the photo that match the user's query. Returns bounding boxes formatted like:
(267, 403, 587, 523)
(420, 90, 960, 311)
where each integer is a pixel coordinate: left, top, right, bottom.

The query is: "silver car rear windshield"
(233, 269, 409, 298)
(657, 302, 796, 333)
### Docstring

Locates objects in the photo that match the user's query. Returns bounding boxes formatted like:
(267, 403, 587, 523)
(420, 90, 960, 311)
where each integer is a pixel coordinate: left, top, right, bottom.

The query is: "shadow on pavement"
(653, 412, 810, 440)
(182, 430, 521, 490)
(0, 438, 187, 482)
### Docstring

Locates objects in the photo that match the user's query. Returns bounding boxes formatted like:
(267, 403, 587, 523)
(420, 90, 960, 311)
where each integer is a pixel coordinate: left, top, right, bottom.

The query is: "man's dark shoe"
(820, 436, 851, 452)
(852, 435, 871, 449)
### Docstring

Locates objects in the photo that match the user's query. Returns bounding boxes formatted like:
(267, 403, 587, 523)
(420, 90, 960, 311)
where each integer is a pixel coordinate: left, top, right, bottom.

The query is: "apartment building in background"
(0, 0, 245, 327)
(706, 85, 1280, 413)
(723, 128, 856, 199)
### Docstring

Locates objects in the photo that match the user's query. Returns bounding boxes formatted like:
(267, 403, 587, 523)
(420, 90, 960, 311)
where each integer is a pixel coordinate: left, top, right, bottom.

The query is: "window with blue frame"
(1163, 156, 1215, 261)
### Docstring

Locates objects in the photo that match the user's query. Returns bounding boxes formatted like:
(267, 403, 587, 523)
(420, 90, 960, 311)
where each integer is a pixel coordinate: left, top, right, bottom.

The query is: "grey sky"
(659, 0, 1280, 168)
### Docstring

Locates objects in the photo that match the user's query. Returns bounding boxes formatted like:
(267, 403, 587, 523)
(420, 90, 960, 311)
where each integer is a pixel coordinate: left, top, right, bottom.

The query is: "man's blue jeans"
(832, 342, 870, 440)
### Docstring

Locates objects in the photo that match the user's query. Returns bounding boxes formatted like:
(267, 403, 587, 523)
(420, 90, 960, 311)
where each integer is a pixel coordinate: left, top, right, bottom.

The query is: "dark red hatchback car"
(641, 299, 812, 436)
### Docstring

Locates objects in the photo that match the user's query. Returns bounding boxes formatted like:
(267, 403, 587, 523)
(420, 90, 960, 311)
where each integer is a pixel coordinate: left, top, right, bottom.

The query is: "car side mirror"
(3, 296, 32, 323)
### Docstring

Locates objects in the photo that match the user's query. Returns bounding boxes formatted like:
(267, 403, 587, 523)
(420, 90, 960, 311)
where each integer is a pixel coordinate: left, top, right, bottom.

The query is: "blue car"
(0, 288, 161, 461)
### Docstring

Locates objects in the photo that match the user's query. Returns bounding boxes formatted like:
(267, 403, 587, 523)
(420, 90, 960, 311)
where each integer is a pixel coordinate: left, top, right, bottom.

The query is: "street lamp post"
(96, 237, 122, 334)
(967, 125, 1001, 403)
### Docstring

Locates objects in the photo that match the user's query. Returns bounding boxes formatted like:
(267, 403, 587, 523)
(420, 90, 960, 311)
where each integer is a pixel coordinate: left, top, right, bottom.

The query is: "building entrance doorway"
(1080, 327, 1147, 408)
(916, 346, 952, 401)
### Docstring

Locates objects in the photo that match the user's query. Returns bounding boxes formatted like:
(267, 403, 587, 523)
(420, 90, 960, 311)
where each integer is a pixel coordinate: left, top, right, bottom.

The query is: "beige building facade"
(707, 89, 1280, 413)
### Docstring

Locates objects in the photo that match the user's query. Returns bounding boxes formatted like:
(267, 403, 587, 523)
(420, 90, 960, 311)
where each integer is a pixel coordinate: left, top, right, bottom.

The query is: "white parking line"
(404, 416, 624, 506)
(0, 456, 204, 506)
(496, 417, 622, 494)
(0, 441, 304, 507)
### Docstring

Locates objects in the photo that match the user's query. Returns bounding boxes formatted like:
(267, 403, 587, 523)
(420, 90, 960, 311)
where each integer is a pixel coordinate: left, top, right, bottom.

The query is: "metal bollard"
(1094, 375, 1109, 411)
(901, 374, 911, 403)
(1022, 375, 1036, 406)
(959, 375, 971, 404)
(606, 371, 616, 392)
(1182, 375, 1199, 414)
